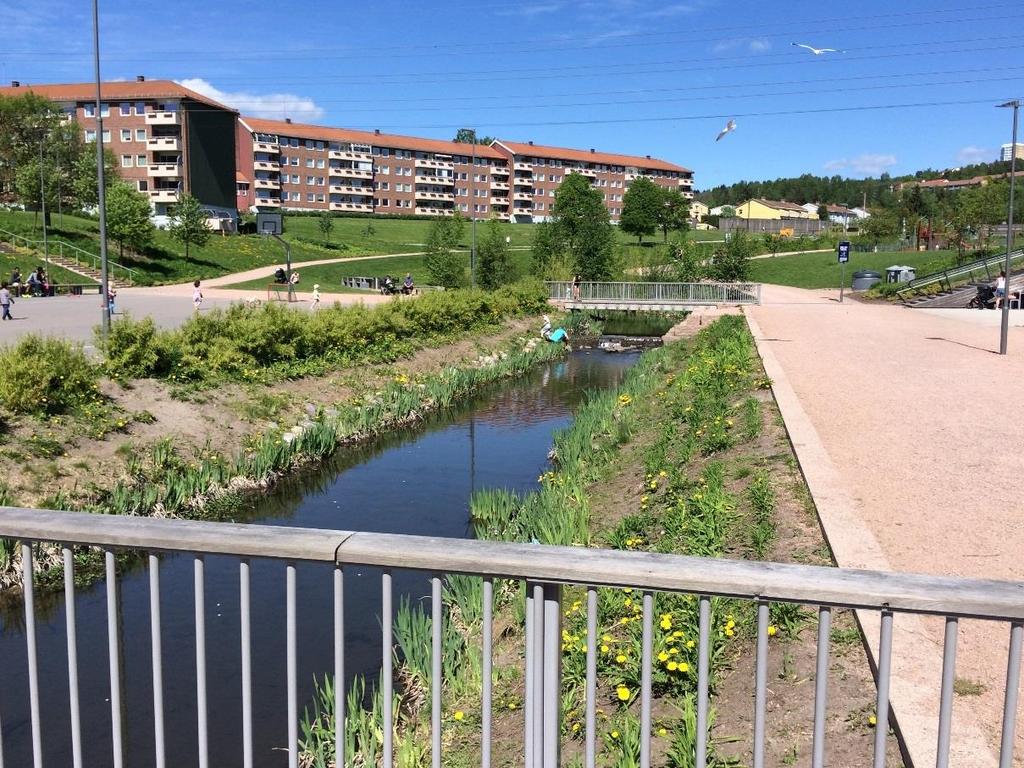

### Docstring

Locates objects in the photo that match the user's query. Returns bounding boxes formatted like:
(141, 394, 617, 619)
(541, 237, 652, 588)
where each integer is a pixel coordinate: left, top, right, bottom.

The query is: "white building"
(1001, 143, 1024, 162)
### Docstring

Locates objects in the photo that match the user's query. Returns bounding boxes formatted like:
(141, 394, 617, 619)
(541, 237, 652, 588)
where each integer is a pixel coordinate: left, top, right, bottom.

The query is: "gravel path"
(749, 285, 1024, 766)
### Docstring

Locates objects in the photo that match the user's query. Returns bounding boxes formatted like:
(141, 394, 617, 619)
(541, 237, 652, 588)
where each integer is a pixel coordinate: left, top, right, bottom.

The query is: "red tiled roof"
(241, 117, 505, 159)
(493, 140, 690, 173)
(0, 80, 234, 112)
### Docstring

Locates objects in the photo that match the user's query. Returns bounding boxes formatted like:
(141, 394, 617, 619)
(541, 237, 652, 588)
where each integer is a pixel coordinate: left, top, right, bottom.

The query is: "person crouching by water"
(540, 314, 569, 344)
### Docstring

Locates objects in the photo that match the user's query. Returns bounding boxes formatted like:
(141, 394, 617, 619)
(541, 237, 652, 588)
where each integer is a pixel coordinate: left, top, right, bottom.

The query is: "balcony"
(254, 178, 281, 190)
(144, 111, 181, 126)
(253, 141, 279, 154)
(415, 206, 455, 216)
(329, 149, 372, 162)
(415, 158, 455, 171)
(147, 137, 181, 152)
(513, 192, 533, 201)
(490, 181, 509, 191)
(415, 175, 454, 186)
(490, 165, 510, 176)
(147, 164, 182, 179)
(253, 160, 278, 171)
(490, 197, 510, 206)
(415, 190, 455, 202)
(329, 201, 373, 213)
(329, 184, 373, 196)
(255, 197, 281, 208)
(514, 161, 532, 171)
(329, 167, 373, 179)
(577, 167, 597, 177)
(149, 189, 179, 203)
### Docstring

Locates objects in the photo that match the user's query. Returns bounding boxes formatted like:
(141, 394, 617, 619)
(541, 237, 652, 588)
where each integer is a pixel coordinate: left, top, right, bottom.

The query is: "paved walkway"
(748, 286, 1024, 767)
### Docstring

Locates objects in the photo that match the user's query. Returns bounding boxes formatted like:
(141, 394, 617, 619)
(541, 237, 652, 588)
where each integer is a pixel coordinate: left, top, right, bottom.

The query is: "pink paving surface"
(749, 285, 1024, 766)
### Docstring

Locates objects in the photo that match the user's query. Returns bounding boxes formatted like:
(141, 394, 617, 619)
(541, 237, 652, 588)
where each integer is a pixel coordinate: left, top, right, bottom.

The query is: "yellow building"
(689, 200, 709, 221)
(734, 199, 817, 221)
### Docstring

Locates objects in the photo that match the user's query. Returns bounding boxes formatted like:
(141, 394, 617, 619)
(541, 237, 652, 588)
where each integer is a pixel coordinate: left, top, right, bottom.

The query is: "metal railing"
(0, 507, 1021, 768)
(0, 227, 138, 285)
(546, 281, 762, 306)
(896, 248, 1024, 299)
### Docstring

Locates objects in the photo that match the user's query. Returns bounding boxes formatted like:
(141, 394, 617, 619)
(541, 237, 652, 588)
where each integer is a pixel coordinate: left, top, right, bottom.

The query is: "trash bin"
(885, 265, 917, 283)
(852, 270, 882, 291)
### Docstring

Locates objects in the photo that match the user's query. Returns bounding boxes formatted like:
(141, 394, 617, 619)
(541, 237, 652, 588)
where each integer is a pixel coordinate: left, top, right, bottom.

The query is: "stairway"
(0, 238, 129, 288)
(905, 272, 1024, 309)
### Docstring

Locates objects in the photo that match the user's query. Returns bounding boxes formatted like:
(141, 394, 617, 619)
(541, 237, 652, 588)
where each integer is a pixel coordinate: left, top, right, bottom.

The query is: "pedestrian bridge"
(545, 281, 762, 311)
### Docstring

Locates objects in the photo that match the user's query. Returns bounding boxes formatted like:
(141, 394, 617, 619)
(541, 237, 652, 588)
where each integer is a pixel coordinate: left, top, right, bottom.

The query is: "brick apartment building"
(0, 77, 238, 222)
(236, 117, 693, 223)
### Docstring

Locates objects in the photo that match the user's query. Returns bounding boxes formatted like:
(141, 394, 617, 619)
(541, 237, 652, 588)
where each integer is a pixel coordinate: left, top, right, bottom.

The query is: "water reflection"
(0, 350, 637, 768)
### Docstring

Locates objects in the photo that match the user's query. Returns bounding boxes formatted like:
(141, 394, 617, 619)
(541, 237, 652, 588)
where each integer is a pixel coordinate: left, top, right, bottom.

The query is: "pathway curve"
(747, 286, 1024, 767)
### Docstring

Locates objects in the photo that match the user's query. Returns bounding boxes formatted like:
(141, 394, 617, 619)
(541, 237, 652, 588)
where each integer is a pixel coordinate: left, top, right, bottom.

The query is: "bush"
(0, 335, 98, 415)
(99, 315, 167, 379)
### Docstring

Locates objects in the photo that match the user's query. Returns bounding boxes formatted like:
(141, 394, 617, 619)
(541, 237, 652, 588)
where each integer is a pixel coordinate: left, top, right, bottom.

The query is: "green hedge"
(100, 279, 549, 383)
(0, 335, 99, 415)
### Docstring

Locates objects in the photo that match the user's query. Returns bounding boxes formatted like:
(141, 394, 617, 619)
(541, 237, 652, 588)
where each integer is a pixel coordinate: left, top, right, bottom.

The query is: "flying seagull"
(791, 42, 843, 55)
(715, 119, 736, 142)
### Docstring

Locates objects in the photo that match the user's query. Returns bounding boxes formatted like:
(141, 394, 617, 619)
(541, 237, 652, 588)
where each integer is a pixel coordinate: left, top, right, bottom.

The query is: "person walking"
(0, 282, 14, 320)
(192, 280, 204, 313)
(311, 283, 321, 311)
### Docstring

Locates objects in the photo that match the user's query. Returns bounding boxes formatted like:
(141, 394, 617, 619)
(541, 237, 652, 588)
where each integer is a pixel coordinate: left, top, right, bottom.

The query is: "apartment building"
(0, 77, 238, 221)
(236, 117, 511, 219)
(491, 140, 693, 223)
(237, 118, 692, 223)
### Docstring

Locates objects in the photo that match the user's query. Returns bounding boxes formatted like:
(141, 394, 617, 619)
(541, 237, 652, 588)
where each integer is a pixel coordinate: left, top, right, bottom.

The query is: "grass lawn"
(0, 249, 96, 286)
(226, 249, 534, 292)
(749, 249, 958, 289)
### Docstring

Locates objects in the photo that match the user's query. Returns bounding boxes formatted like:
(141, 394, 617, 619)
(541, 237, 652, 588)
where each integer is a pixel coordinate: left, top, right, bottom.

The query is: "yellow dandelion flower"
(453, 711, 464, 721)
(767, 625, 777, 637)
(616, 654, 627, 663)
(667, 661, 678, 671)
(658, 651, 669, 662)
(616, 686, 630, 701)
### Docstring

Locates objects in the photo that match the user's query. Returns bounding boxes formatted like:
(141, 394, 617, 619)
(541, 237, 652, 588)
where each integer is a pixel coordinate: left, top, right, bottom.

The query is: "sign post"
(838, 240, 850, 303)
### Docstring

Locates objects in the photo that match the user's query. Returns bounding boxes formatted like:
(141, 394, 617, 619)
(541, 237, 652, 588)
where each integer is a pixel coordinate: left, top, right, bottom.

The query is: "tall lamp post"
(36, 128, 50, 267)
(93, 0, 111, 336)
(461, 128, 478, 288)
(998, 99, 1020, 356)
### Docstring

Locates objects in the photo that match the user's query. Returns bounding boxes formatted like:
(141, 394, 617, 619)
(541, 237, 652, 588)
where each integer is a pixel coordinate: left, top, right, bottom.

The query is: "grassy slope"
(749, 249, 957, 289)
(0, 249, 96, 285)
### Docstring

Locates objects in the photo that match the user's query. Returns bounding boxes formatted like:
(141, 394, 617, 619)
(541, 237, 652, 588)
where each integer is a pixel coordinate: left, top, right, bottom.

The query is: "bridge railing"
(0, 227, 138, 285)
(545, 281, 762, 305)
(0, 507, 1021, 768)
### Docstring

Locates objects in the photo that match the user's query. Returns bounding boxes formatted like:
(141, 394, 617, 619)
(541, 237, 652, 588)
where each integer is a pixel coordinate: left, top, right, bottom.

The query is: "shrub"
(99, 315, 167, 379)
(0, 335, 98, 415)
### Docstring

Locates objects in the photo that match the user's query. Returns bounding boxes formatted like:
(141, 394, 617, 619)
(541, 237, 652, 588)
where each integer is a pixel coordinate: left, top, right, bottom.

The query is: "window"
(316, 177, 325, 186)
(305, 140, 314, 149)
(84, 104, 95, 118)
(536, 202, 545, 211)
(102, 130, 111, 143)
(375, 165, 389, 174)
(137, 180, 148, 192)
(291, 192, 301, 201)
(120, 103, 131, 116)
(136, 129, 146, 141)
(307, 193, 315, 202)
(137, 154, 147, 166)
(85, 129, 96, 143)
(291, 174, 300, 184)
(306, 175, 314, 185)
(135, 102, 145, 115)
(290, 157, 299, 166)
(376, 198, 389, 207)
(316, 159, 325, 169)
(121, 129, 132, 142)
(101, 103, 110, 117)
(317, 194, 325, 202)
(306, 158, 314, 168)
(237, 185, 247, 197)
(316, 141, 325, 151)
(378, 181, 389, 190)
(121, 155, 133, 167)
(290, 138, 299, 148)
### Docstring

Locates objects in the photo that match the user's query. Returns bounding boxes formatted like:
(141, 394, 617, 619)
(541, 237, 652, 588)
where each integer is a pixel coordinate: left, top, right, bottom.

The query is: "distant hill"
(697, 160, 1015, 209)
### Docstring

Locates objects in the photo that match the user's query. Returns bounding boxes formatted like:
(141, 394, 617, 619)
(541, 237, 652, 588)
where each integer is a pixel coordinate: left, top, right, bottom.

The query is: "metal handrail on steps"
(896, 248, 1024, 300)
(0, 226, 139, 285)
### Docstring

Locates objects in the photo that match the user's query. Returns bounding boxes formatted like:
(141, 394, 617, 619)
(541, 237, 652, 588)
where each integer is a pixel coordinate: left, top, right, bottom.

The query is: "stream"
(0, 348, 639, 767)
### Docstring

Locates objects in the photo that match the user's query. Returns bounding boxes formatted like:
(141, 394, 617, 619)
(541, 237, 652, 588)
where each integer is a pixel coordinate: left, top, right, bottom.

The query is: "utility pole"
(462, 127, 478, 288)
(38, 133, 49, 267)
(998, 99, 1020, 355)
(93, 0, 111, 336)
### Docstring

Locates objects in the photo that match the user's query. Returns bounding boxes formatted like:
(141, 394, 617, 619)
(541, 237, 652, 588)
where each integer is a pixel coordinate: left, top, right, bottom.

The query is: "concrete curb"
(744, 310, 997, 768)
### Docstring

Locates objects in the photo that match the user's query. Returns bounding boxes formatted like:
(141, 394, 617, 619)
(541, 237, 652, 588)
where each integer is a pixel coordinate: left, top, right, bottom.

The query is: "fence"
(0, 227, 138, 285)
(546, 281, 762, 306)
(719, 218, 831, 235)
(0, 507, 1021, 768)
(896, 248, 1024, 299)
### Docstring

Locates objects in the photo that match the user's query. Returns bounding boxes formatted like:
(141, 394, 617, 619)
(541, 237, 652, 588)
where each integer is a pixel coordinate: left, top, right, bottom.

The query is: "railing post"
(541, 583, 562, 768)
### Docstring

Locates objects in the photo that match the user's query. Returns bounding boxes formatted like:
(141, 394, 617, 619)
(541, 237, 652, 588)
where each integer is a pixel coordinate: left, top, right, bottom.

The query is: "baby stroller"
(379, 276, 399, 295)
(967, 285, 996, 309)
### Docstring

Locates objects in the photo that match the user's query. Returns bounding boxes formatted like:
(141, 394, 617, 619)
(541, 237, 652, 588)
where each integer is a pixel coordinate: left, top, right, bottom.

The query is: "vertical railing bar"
(533, 582, 545, 768)
(753, 601, 769, 768)
(63, 547, 83, 768)
(106, 550, 124, 768)
(542, 584, 561, 768)
(585, 587, 597, 768)
(935, 616, 958, 768)
(21, 543, 42, 768)
(640, 591, 654, 768)
(525, 582, 535, 768)
(432, 575, 443, 768)
(998, 622, 1023, 768)
(149, 553, 166, 768)
(696, 595, 711, 768)
(240, 559, 253, 768)
(334, 566, 345, 768)
(287, 563, 298, 768)
(382, 570, 394, 768)
(873, 610, 894, 768)
(482, 577, 494, 768)
(194, 556, 209, 768)
(811, 606, 832, 768)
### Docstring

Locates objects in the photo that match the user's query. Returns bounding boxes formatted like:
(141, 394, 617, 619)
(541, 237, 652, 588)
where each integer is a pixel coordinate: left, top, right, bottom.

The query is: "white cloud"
(824, 153, 898, 176)
(956, 145, 993, 165)
(177, 78, 325, 121)
(712, 37, 771, 54)
(748, 39, 771, 52)
(498, 2, 563, 17)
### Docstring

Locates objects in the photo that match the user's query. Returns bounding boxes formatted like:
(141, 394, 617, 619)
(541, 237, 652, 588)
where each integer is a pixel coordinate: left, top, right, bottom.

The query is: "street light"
(93, 0, 111, 336)
(461, 128, 478, 288)
(35, 125, 50, 267)
(997, 99, 1020, 356)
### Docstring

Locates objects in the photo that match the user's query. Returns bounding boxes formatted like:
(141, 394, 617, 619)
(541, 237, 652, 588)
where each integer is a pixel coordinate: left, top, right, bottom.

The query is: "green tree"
(168, 193, 211, 260)
(719, 205, 736, 219)
(476, 218, 515, 290)
(452, 129, 495, 145)
(318, 212, 334, 243)
(709, 230, 755, 281)
(667, 236, 705, 282)
(70, 144, 118, 209)
(105, 181, 154, 258)
(817, 204, 829, 221)
(620, 176, 660, 244)
(859, 210, 899, 248)
(656, 188, 690, 242)
(762, 232, 783, 256)
(425, 213, 466, 289)
(548, 172, 616, 280)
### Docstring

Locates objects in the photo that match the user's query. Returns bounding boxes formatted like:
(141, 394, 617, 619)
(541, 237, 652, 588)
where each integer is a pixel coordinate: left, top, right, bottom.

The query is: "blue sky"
(3, 0, 1022, 188)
